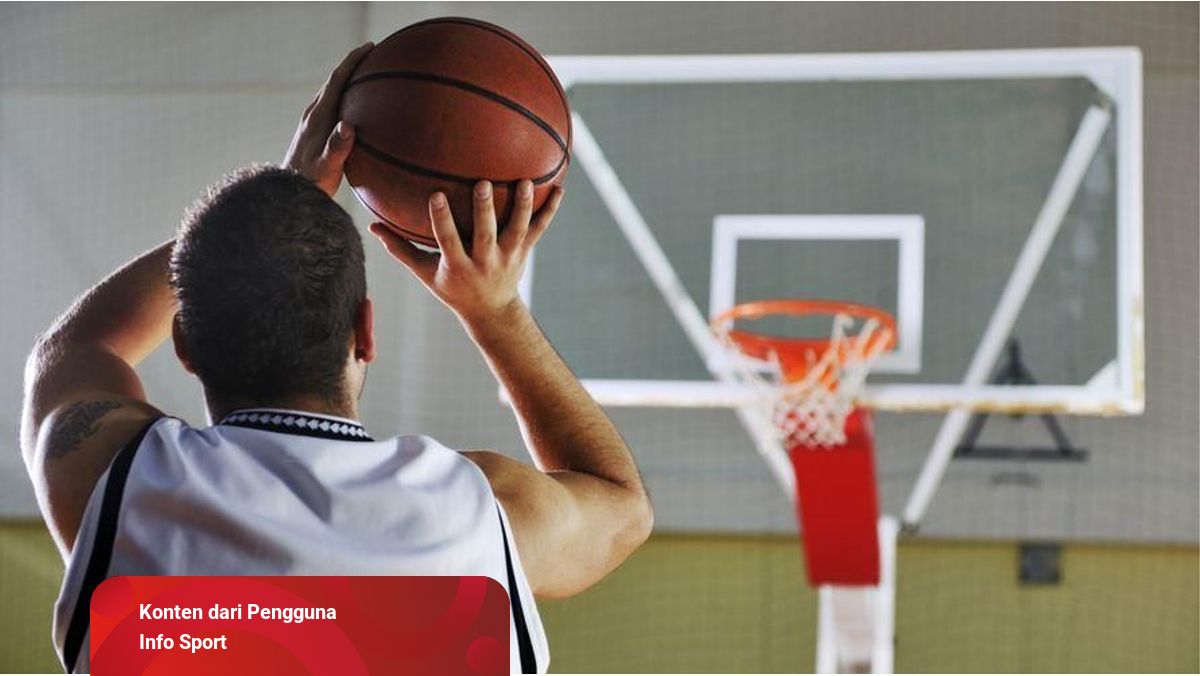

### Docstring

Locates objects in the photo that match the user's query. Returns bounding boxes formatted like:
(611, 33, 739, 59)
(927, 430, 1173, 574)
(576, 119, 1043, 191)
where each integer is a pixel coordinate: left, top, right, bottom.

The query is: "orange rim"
(711, 299, 897, 385)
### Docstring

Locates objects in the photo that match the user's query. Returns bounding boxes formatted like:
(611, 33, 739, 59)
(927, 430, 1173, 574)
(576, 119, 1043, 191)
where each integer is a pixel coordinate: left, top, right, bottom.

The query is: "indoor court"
(0, 3, 1196, 674)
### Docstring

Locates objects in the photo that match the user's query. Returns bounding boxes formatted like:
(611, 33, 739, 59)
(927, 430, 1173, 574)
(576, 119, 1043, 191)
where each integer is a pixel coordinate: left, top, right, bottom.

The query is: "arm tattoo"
(45, 401, 121, 458)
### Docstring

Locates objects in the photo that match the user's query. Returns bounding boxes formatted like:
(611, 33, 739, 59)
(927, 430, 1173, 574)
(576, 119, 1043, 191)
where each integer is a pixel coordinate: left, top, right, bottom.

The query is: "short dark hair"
(170, 165, 366, 405)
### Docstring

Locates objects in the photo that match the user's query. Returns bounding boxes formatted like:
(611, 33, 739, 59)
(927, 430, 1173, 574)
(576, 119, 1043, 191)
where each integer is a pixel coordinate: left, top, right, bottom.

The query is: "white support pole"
(901, 105, 1113, 528)
(571, 114, 796, 499)
(872, 516, 899, 674)
(815, 585, 838, 674)
(814, 516, 899, 675)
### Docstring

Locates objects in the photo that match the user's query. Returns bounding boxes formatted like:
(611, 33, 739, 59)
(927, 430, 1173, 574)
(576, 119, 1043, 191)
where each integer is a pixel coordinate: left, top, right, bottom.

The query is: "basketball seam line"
(395, 16, 571, 121)
(347, 70, 568, 152)
(354, 136, 568, 187)
(354, 193, 437, 247)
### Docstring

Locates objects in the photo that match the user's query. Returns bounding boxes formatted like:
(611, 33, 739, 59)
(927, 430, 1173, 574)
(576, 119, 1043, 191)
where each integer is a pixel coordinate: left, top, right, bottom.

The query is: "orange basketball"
(340, 17, 572, 248)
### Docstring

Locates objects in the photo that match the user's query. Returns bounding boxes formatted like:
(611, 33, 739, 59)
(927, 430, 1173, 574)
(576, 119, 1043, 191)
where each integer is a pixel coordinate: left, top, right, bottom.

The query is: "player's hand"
(282, 42, 373, 196)
(370, 180, 566, 324)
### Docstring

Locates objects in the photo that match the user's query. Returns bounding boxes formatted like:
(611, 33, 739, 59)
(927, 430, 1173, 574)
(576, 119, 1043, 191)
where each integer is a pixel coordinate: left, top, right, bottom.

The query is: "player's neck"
(207, 393, 360, 425)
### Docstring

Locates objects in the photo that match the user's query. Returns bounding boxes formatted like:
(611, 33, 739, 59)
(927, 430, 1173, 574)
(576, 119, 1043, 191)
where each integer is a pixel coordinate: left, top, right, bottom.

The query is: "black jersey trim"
(62, 417, 161, 673)
(219, 410, 374, 442)
(498, 506, 538, 673)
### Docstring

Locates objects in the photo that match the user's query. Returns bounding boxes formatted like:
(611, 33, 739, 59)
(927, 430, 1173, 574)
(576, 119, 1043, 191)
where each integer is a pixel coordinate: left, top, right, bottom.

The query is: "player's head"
(169, 165, 374, 415)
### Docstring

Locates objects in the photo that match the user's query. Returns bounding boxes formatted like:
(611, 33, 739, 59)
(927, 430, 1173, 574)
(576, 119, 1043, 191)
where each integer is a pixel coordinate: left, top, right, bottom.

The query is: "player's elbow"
(610, 487, 654, 560)
(539, 494, 653, 600)
(626, 490, 654, 548)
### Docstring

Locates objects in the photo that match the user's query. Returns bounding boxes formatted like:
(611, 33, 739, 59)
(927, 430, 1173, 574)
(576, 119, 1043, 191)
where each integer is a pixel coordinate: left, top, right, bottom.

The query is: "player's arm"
(370, 180, 654, 599)
(21, 240, 175, 557)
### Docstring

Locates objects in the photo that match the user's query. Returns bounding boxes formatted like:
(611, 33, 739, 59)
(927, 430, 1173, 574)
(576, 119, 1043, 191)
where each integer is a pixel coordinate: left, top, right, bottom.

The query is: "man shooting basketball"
(21, 44, 652, 674)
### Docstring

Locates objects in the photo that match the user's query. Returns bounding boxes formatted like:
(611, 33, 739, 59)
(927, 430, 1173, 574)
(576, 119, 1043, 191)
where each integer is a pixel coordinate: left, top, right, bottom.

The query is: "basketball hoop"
(710, 299, 897, 450)
(713, 299, 896, 586)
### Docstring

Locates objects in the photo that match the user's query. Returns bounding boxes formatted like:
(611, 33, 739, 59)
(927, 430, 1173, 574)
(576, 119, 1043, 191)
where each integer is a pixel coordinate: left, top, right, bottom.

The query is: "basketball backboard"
(518, 48, 1144, 416)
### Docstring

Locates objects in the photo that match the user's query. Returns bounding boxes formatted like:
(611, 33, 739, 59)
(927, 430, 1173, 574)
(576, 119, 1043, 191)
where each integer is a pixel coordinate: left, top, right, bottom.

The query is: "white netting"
(714, 313, 892, 449)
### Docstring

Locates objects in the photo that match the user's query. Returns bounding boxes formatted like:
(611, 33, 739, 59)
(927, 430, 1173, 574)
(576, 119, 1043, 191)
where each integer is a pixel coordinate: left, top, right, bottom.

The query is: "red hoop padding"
(792, 408, 881, 586)
(710, 299, 897, 384)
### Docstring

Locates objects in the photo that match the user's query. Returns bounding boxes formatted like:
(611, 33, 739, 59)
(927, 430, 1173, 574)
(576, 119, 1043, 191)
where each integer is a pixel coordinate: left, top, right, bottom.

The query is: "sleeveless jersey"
(53, 408, 549, 673)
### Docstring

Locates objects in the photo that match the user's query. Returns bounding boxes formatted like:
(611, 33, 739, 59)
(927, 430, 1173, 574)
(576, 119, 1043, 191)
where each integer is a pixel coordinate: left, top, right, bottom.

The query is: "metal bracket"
(955, 341, 1088, 462)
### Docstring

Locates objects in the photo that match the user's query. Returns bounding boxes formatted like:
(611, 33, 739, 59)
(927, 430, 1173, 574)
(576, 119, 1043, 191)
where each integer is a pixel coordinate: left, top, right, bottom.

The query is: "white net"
(714, 312, 893, 450)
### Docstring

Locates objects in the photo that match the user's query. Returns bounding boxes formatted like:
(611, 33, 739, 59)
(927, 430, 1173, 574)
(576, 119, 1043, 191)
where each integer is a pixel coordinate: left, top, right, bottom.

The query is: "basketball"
(339, 18, 572, 248)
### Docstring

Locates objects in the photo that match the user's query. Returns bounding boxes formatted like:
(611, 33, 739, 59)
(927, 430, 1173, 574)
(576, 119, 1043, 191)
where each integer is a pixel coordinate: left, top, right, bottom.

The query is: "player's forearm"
(35, 239, 176, 366)
(463, 301, 645, 492)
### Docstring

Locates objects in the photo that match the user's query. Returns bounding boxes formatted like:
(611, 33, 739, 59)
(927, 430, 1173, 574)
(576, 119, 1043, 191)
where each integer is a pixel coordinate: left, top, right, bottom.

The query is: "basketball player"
(21, 44, 652, 674)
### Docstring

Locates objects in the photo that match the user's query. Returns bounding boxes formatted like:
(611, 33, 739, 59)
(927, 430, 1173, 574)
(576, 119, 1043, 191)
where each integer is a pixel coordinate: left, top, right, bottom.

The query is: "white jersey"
(53, 408, 549, 674)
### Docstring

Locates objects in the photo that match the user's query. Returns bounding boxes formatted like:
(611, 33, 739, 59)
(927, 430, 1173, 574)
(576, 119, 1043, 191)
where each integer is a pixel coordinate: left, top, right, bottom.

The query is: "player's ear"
(171, 314, 196, 375)
(354, 297, 376, 364)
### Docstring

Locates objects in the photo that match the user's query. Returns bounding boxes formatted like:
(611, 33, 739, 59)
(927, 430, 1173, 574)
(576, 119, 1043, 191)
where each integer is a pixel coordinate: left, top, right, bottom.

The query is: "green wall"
(0, 523, 1195, 673)
(0, 522, 64, 674)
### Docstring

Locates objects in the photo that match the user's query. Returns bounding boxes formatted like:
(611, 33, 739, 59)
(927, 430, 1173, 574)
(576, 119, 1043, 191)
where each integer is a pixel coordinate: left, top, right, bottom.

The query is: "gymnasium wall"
(1, 523, 1195, 673)
(1, 2, 1195, 542)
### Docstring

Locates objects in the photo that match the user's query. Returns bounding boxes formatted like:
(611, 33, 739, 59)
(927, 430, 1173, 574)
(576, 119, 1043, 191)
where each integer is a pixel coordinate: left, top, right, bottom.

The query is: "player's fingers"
(525, 186, 565, 250)
(326, 42, 374, 94)
(499, 180, 534, 252)
(310, 42, 373, 123)
(369, 223, 437, 281)
(319, 121, 355, 172)
(428, 192, 469, 265)
(472, 181, 498, 257)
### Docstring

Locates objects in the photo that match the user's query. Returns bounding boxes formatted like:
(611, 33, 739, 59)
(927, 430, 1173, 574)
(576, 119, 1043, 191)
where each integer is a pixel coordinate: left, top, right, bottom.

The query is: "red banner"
(89, 576, 510, 675)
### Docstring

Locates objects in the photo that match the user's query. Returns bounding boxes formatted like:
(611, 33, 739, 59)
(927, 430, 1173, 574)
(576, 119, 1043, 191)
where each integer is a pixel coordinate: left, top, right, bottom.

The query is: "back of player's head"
(170, 165, 366, 406)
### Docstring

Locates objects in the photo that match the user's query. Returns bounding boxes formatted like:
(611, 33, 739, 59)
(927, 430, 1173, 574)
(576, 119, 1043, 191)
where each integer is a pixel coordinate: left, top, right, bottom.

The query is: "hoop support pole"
(902, 104, 1112, 528)
(572, 114, 796, 498)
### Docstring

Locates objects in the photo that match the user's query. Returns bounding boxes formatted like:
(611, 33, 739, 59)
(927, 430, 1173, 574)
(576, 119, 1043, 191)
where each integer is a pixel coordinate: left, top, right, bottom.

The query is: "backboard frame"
(516, 48, 1144, 416)
(708, 214, 925, 375)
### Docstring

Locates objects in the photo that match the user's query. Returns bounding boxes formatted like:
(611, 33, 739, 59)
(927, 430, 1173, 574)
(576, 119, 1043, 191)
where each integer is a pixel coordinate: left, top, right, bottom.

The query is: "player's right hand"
(369, 180, 565, 325)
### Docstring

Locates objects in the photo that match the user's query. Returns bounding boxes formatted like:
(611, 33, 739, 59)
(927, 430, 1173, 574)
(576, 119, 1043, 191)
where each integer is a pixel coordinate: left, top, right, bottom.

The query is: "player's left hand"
(282, 42, 373, 196)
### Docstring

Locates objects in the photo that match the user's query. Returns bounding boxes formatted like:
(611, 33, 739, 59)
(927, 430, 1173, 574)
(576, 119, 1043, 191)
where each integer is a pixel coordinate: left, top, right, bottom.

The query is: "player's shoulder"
(36, 393, 165, 466)
(378, 433, 512, 502)
(34, 394, 165, 555)
(398, 434, 491, 474)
